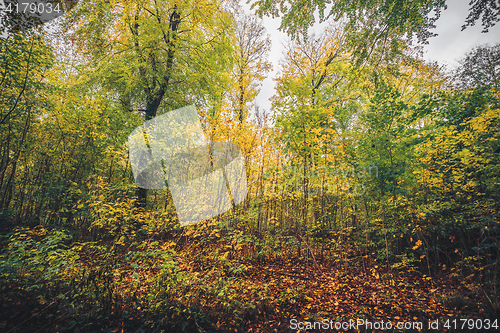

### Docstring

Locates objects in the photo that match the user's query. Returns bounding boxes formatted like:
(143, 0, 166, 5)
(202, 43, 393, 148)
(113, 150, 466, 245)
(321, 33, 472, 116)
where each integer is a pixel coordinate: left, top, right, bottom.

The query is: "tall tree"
(272, 26, 349, 232)
(63, 0, 235, 207)
(454, 43, 500, 90)
(0, 33, 53, 216)
(229, 7, 271, 124)
(251, 0, 499, 68)
(251, 0, 447, 64)
(462, 0, 500, 32)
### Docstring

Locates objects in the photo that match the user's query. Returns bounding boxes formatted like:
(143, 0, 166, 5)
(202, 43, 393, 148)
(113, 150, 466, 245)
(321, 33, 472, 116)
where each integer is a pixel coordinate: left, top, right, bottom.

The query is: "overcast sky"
(245, 0, 500, 112)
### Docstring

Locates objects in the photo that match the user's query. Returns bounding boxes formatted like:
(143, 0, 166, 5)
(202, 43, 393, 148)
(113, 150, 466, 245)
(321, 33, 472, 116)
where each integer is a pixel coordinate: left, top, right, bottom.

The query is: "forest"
(0, 0, 499, 331)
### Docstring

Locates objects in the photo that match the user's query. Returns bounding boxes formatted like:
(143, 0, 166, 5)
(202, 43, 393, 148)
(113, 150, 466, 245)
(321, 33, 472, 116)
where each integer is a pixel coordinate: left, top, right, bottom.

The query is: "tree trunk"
(135, 8, 180, 208)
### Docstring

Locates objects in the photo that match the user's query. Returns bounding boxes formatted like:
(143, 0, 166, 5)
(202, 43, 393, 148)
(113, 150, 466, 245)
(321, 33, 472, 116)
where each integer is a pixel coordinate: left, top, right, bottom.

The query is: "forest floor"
(0, 224, 496, 332)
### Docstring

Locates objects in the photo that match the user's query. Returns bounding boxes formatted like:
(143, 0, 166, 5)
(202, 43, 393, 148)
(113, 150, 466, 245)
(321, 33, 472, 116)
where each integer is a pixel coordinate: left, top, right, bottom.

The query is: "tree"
(412, 89, 500, 273)
(454, 43, 500, 90)
(229, 6, 272, 124)
(0, 33, 53, 217)
(251, 0, 500, 68)
(271, 25, 352, 236)
(425, 44, 500, 128)
(63, 0, 235, 207)
(462, 0, 500, 33)
(251, 0, 447, 65)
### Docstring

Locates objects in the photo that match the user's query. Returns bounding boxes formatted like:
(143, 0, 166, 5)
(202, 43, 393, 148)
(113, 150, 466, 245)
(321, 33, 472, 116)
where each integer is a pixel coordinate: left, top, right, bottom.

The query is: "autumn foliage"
(0, 0, 499, 332)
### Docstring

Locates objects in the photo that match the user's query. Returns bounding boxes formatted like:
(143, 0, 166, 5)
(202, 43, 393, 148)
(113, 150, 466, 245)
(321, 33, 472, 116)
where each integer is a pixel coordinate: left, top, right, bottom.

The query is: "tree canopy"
(0, 1, 499, 331)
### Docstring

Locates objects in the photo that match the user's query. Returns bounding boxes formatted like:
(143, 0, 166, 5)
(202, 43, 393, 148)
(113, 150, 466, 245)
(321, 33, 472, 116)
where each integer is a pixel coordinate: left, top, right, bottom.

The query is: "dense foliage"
(0, 0, 499, 331)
